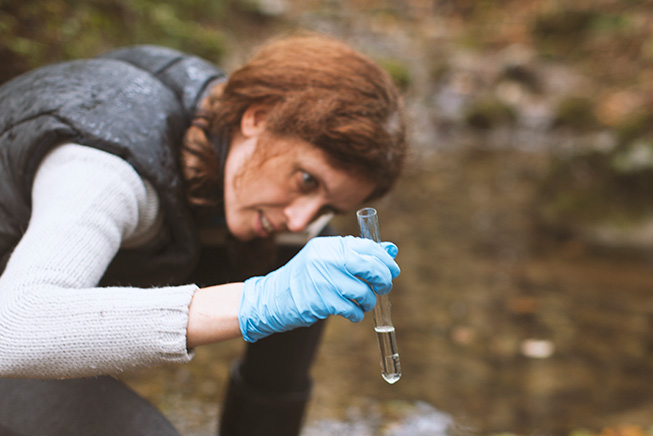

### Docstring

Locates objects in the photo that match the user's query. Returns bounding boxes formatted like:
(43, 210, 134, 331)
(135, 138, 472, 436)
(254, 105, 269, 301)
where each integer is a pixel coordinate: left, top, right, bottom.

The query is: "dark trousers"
(0, 236, 327, 436)
(0, 377, 182, 436)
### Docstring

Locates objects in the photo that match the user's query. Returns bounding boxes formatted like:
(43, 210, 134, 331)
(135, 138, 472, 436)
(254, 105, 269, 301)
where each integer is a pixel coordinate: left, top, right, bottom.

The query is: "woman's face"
(223, 108, 375, 241)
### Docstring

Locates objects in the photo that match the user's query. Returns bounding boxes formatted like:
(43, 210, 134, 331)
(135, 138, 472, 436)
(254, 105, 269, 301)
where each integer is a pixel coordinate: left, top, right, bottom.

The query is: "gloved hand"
(238, 236, 400, 343)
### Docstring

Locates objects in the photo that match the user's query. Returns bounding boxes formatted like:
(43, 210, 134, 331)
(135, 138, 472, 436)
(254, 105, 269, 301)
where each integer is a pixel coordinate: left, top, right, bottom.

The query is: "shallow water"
(123, 146, 653, 436)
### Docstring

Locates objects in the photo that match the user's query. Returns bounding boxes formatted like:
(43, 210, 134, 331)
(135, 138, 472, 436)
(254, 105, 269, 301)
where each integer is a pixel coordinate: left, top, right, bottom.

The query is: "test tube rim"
(356, 207, 378, 219)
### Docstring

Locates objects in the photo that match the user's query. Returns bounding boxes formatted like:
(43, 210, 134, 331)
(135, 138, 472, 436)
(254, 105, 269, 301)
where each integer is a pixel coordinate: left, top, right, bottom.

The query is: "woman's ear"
(240, 105, 268, 138)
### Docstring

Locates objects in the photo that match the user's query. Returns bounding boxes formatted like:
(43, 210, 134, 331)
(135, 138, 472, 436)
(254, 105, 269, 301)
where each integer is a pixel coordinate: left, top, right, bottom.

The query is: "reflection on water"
(303, 400, 452, 436)
(124, 146, 653, 435)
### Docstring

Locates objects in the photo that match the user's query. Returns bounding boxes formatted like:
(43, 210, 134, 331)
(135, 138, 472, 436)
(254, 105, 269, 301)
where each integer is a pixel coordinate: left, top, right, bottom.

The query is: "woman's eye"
(300, 171, 318, 191)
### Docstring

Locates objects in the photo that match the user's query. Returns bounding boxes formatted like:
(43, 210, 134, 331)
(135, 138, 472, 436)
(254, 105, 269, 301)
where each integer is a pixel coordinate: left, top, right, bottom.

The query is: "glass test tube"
(356, 207, 402, 384)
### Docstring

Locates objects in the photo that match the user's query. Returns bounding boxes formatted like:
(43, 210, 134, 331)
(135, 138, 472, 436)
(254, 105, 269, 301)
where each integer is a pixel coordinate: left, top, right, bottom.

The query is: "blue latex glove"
(238, 236, 400, 343)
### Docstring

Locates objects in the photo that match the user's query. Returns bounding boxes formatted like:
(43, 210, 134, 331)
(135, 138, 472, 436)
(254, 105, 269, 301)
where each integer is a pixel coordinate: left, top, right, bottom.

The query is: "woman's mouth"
(259, 211, 274, 236)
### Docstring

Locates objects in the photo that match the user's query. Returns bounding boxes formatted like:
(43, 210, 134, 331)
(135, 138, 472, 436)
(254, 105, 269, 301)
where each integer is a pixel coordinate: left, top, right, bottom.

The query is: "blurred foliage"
(532, 7, 642, 62)
(0, 0, 273, 83)
(377, 57, 412, 92)
(436, 0, 653, 89)
(531, 9, 597, 59)
(532, 5, 651, 86)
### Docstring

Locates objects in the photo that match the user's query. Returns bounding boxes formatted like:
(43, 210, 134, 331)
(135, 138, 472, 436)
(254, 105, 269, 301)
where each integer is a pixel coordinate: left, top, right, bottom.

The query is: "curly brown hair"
(181, 33, 407, 207)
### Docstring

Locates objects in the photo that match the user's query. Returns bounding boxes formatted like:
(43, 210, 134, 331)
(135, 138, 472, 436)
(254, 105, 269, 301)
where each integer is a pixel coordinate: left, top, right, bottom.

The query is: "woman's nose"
(284, 198, 322, 233)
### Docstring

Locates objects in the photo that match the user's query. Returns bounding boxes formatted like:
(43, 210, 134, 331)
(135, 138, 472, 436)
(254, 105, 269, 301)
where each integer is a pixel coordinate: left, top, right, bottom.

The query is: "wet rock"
(536, 136, 653, 250)
(553, 96, 600, 131)
(464, 96, 516, 130)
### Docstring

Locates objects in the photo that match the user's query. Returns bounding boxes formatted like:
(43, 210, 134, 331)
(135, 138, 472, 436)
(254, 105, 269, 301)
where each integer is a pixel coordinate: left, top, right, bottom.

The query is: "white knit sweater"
(0, 144, 197, 379)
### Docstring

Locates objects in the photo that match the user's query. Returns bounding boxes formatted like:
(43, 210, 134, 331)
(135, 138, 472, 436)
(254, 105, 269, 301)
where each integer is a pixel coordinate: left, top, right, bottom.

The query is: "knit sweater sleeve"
(0, 144, 197, 379)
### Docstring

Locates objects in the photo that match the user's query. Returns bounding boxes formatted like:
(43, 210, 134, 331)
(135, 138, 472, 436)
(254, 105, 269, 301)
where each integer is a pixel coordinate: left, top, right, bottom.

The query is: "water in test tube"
(357, 207, 402, 384)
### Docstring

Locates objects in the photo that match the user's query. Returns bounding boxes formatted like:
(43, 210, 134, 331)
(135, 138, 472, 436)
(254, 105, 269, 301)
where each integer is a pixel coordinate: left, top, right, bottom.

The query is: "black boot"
(218, 321, 325, 436)
(218, 362, 311, 436)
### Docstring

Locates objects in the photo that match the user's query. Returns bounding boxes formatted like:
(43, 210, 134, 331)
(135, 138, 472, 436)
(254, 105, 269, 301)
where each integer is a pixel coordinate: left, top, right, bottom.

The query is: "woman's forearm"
(186, 283, 244, 348)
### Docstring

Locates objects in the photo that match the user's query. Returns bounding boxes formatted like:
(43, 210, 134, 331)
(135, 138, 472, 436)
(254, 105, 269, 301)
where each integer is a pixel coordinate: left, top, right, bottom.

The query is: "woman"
(0, 34, 406, 435)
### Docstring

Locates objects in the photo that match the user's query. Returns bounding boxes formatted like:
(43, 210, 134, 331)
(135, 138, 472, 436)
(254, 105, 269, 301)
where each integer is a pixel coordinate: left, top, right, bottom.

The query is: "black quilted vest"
(0, 45, 225, 286)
